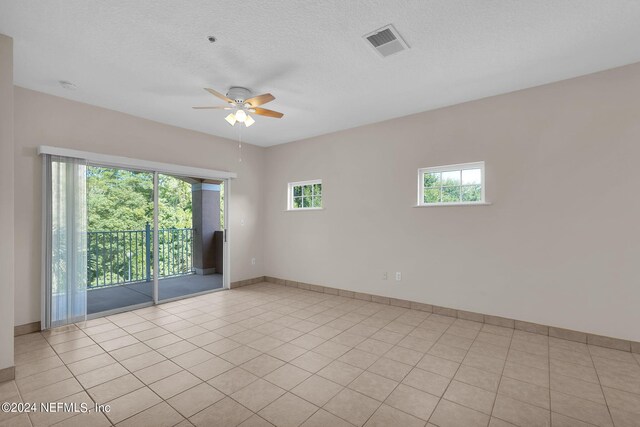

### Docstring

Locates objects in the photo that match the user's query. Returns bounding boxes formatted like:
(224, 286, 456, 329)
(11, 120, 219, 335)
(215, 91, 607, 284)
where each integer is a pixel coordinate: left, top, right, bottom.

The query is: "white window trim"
(287, 179, 324, 211)
(417, 161, 488, 207)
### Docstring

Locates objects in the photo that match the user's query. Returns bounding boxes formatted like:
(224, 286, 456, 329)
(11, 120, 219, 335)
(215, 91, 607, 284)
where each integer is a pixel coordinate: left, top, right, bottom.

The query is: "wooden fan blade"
(251, 107, 284, 118)
(244, 93, 275, 107)
(204, 88, 234, 103)
(192, 106, 232, 109)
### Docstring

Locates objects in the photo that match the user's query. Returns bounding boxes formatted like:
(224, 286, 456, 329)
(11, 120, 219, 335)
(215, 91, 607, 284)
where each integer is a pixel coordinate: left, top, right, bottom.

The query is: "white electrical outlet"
(251, 258, 256, 265)
(382, 272, 388, 280)
(395, 272, 402, 281)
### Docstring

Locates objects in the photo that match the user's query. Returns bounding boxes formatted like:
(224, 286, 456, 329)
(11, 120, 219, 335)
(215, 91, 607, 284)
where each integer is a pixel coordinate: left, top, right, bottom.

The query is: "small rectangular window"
(288, 180, 322, 210)
(418, 162, 485, 206)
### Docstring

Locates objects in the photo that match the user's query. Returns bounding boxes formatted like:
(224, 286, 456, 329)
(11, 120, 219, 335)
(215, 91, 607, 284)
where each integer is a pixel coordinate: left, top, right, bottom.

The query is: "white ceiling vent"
(363, 24, 409, 58)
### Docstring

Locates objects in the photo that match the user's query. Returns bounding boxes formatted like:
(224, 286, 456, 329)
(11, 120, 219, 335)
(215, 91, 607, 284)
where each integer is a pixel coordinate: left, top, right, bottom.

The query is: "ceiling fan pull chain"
(238, 124, 243, 163)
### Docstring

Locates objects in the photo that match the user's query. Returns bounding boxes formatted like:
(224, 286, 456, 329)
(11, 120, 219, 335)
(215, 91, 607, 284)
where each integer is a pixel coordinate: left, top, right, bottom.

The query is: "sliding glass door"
(43, 154, 229, 327)
(157, 175, 225, 301)
(85, 165, 155, 315)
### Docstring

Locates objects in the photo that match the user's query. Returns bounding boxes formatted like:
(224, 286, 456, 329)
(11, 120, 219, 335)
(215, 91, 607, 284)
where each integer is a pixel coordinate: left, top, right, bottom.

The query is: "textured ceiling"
(2, 1, 640, 147)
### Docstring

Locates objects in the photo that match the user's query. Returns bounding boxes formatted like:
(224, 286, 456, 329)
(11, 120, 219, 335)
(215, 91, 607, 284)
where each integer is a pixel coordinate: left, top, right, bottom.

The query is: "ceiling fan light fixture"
(235, 109, 247, 123)
(195, 87, 283, 127)
(225, 113, 237, 126)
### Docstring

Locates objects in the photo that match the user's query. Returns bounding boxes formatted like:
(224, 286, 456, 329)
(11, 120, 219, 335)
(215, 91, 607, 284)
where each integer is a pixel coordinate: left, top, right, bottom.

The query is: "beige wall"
(11, 62, 640, 343)
(13, 87, 265, 326)
(264, 63, 640, 342)
(0, 35, 15, 370)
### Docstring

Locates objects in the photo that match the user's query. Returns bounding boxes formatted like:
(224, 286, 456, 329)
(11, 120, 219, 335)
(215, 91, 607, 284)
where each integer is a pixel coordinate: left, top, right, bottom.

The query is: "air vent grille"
(363, 24, 409, 58)
(366, 29, 397, 48)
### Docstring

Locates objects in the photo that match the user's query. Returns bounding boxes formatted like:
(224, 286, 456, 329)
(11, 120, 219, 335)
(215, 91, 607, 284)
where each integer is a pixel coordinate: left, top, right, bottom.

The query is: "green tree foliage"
(292, 183, 322, 208)
(158, 174, 193, 229)
(87, 167, 193, 231)
(423, 170, 481, 203)
(86, 167, 198, 287)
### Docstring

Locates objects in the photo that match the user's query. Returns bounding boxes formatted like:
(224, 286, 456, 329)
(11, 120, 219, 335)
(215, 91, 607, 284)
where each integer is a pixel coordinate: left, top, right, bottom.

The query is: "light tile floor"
(3, 282, 640, 427)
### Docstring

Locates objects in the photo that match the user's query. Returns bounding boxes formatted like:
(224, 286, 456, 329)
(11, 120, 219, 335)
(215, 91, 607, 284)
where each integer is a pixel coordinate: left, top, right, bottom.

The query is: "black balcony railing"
(87, 224, 194, 289)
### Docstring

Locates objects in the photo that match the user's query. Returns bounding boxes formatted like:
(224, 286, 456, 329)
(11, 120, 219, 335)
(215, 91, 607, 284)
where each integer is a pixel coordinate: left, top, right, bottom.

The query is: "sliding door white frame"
(153, 171, 159, 304)
(153, 176, 231, 306)
(37, 146, 237, 180)
(41, 157, 50, 330)
(224, 178, 230, 290)
(40, 146, 236, 326)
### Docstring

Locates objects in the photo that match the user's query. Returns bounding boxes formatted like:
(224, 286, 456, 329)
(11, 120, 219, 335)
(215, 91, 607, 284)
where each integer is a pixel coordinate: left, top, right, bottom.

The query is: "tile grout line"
(247, 292, 428, 425)
(66, 305, 202, 425)
(222, 288, 636, 424)
(104, 301, 260, 426)
(293, 295, 416, 427)
(266, 279, 640, 356)
(587, 345, 616, 426)
(148, 286, 340, 425)
(485, 325, 515, 426)
(341, 291, 633, 425)
(156, 290, 504, 425)
(424, 318, 461, 427)
(545, 344, 606, 426)
(428, 319, 492, 426)
(238, 290, 388, 425)
(355, 311, 439, 426)
(138, 304, 265, 425)
(73, 318, 168, 426)
(36, 326, 114, 426)
(10, 374, 29, 427)
(14, 283, 640, 427)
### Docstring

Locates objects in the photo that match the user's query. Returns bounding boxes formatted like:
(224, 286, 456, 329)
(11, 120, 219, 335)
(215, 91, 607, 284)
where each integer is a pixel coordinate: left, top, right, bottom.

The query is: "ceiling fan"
(193, 86, 284, 127)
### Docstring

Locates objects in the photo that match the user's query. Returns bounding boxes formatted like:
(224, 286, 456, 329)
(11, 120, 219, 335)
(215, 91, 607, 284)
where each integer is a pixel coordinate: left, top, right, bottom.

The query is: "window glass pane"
(462, 169, 481, 185)
(293, 186, 302, 197)
(313, 183, 322, 195)
(302, 196, 312, 208)
(424, 188, 441, 203)
(424, 172, 440, 188)
(419, 165, 483, 205)
(461, 185, 481, 202)
(293, 196, 303, 208)
(312, 196, 322, 208)
(442, 186, 461, 202)
(441, 170, 461, 186)
(303, 185, 313, 197)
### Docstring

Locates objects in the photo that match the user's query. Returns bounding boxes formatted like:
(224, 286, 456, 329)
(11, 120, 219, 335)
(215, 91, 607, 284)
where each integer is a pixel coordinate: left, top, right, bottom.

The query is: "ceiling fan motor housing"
(226, 87, 252, 104)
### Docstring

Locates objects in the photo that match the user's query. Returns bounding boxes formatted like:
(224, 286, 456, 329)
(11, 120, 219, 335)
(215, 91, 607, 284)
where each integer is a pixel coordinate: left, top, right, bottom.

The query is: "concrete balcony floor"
(87, 273, 223, 315)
